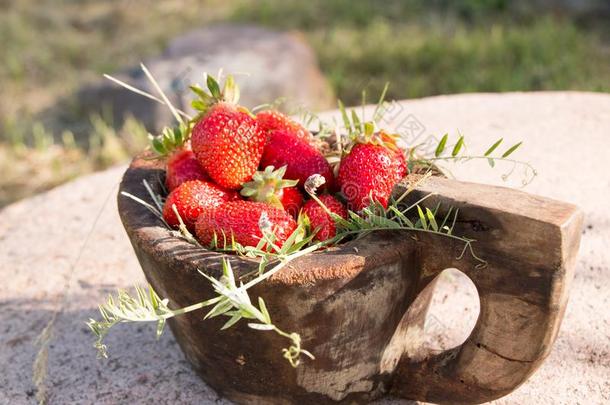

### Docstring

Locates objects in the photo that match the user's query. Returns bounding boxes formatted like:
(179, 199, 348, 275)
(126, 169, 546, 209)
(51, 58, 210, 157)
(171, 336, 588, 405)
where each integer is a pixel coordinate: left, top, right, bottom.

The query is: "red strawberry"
(256, 109, 311, 142)
(303, 195, 347, 241)
(279, 187, 304, 218)
(260, 130, 334, 191)
(240, 165, 303, 218)
(337, 142, 407, 211)
(162, 180, 238, 231)
(191, 103, 265, 190)
(165, 148, 209, 191)
(195, 200, 297, 248)
(391, 146, 408, 180)
(190, 76, 266, 190)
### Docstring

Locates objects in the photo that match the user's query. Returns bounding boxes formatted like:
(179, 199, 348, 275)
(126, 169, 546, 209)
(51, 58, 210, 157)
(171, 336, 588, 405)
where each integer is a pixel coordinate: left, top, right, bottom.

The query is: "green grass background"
(0, 0, 608, 206)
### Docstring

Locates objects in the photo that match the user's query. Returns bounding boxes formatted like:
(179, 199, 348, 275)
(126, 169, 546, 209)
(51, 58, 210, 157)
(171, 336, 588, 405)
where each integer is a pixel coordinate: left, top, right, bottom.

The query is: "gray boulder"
(77, 24, 334, 132)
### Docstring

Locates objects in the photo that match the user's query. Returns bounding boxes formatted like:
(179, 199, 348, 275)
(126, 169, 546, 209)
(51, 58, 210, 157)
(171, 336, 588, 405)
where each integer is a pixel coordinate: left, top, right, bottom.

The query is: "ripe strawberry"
(165, 148, 209, 191)
(260, 129, 334, 190)
(393, 149, 408, 180)
(278, 187, 304, 219)
(190, 76, 266, 190)
(256, 109, 311, 142)
(303, 195, 347, 241)
(240, 165, 303, 218)
(162, 180, 239, 232)
(337, 142, 407, 211)
(195, 200, 297, 248)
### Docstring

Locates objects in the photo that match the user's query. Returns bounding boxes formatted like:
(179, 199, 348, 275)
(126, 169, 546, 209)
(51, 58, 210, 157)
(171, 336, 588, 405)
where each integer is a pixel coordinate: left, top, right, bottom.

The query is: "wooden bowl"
(118, 155, 583, 404)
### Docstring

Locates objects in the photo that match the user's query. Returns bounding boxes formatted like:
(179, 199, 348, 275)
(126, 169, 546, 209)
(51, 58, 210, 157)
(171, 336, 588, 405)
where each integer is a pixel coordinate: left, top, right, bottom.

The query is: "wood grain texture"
(118, 157, 583, 404)
(390, 175, 584, 404)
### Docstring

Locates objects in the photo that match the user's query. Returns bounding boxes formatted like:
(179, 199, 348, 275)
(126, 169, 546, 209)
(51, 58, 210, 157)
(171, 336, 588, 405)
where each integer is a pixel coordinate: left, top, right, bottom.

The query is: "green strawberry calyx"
(241, 165, 298, 208)
(343, 123, 402, 155)
(190, 74, 241, 114)
(149, 121, 192, 157)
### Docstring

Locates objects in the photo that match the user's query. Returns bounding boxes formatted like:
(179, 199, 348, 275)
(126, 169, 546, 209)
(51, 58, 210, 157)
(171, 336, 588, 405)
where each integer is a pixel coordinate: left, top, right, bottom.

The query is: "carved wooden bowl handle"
(391, 176, 584, 404)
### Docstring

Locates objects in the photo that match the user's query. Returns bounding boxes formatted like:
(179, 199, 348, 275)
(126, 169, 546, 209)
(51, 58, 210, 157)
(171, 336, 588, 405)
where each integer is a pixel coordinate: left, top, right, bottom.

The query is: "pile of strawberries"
(160, 76, 407, 248)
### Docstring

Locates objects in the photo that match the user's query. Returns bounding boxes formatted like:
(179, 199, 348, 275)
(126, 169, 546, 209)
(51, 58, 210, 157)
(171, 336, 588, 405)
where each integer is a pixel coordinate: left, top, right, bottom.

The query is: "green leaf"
(206, 75, 221, 99)
(487, 158, 495, 168)
(373, 82, 390, 121)
(502, 142, 522, 158)
(351, 109, 361, 133)
(162, 132, 174, 152)
(258, 297, 271, 323)
(191, 100, 207, 111)
(190, 85, 206, 98)
(338, 100, 352, 133)
(205, 299, 233, 319)
(484, 138, 503, 156)
(156, 319, 166, 338)
(388, 206, 415, 228)
(426, 208, 438, 231)
(451, 136, 465, 157)
(221, 314, 242, 330)
(417, 205, 428, 230)
(364, 121, 375, 136)
(223, 75, 240, 104)
(435, 134, 448, 157)
(248, 323, 275, 331)
(151, 138, 166, 155)
(174, 127, 183, 146)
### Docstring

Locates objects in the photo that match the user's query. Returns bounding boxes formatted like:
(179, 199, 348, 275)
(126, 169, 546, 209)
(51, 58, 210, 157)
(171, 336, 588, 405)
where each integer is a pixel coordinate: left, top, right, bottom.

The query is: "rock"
(1, 92, 608, 404)
(77, 24, 334, 132)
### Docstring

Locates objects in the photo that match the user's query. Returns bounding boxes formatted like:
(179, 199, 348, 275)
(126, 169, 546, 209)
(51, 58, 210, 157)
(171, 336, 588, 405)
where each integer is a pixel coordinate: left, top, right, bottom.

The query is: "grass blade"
(426, 208, 438, 231)
(502, 141, 523, 158)
(417, 205, 428, 230)
(435, 134, 448, 157)
(452, 135, 465, 157)
(484, 138, 503, 156)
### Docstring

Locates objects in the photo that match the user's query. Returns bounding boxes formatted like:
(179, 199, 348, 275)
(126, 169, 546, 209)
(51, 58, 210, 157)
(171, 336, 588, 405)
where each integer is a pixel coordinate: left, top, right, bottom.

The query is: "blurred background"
(1, 0, 609, 207)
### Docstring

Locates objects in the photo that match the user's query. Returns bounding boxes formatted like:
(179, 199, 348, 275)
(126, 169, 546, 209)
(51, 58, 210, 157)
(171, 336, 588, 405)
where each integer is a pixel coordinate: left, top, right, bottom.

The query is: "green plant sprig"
(410, 134, 537, 186)
(87, 225, 324, 365)
(199, 254, 317, 367)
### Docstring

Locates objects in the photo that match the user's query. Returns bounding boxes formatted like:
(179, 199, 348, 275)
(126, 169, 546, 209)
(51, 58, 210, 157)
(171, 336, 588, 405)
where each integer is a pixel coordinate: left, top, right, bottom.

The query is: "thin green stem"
(168, 301, 208, 317)
(242, 243, 324, 289)
(413, 155, 535, 169)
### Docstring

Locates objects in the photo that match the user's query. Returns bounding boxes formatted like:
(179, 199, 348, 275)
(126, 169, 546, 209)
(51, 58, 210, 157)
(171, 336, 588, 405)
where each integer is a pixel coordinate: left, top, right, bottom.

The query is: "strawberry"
(337, 140, 407, 211)
(240, 165, 303, 218)
(195, 200, 297, 248)
(165, 147, 209, 191)
(162, 180, 239, 232)
(278, 187, 304, 219)
(393, 149, 408, 180)
(303, 195, 347, 241)
(190, 76, 266, 190)
(260, 129, 334, 191)
(256, 109, 311, 142)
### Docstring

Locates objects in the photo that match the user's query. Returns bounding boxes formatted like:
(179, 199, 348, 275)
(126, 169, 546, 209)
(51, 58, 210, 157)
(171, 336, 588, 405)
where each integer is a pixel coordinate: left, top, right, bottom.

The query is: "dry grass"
(0, 116, 148, 207)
